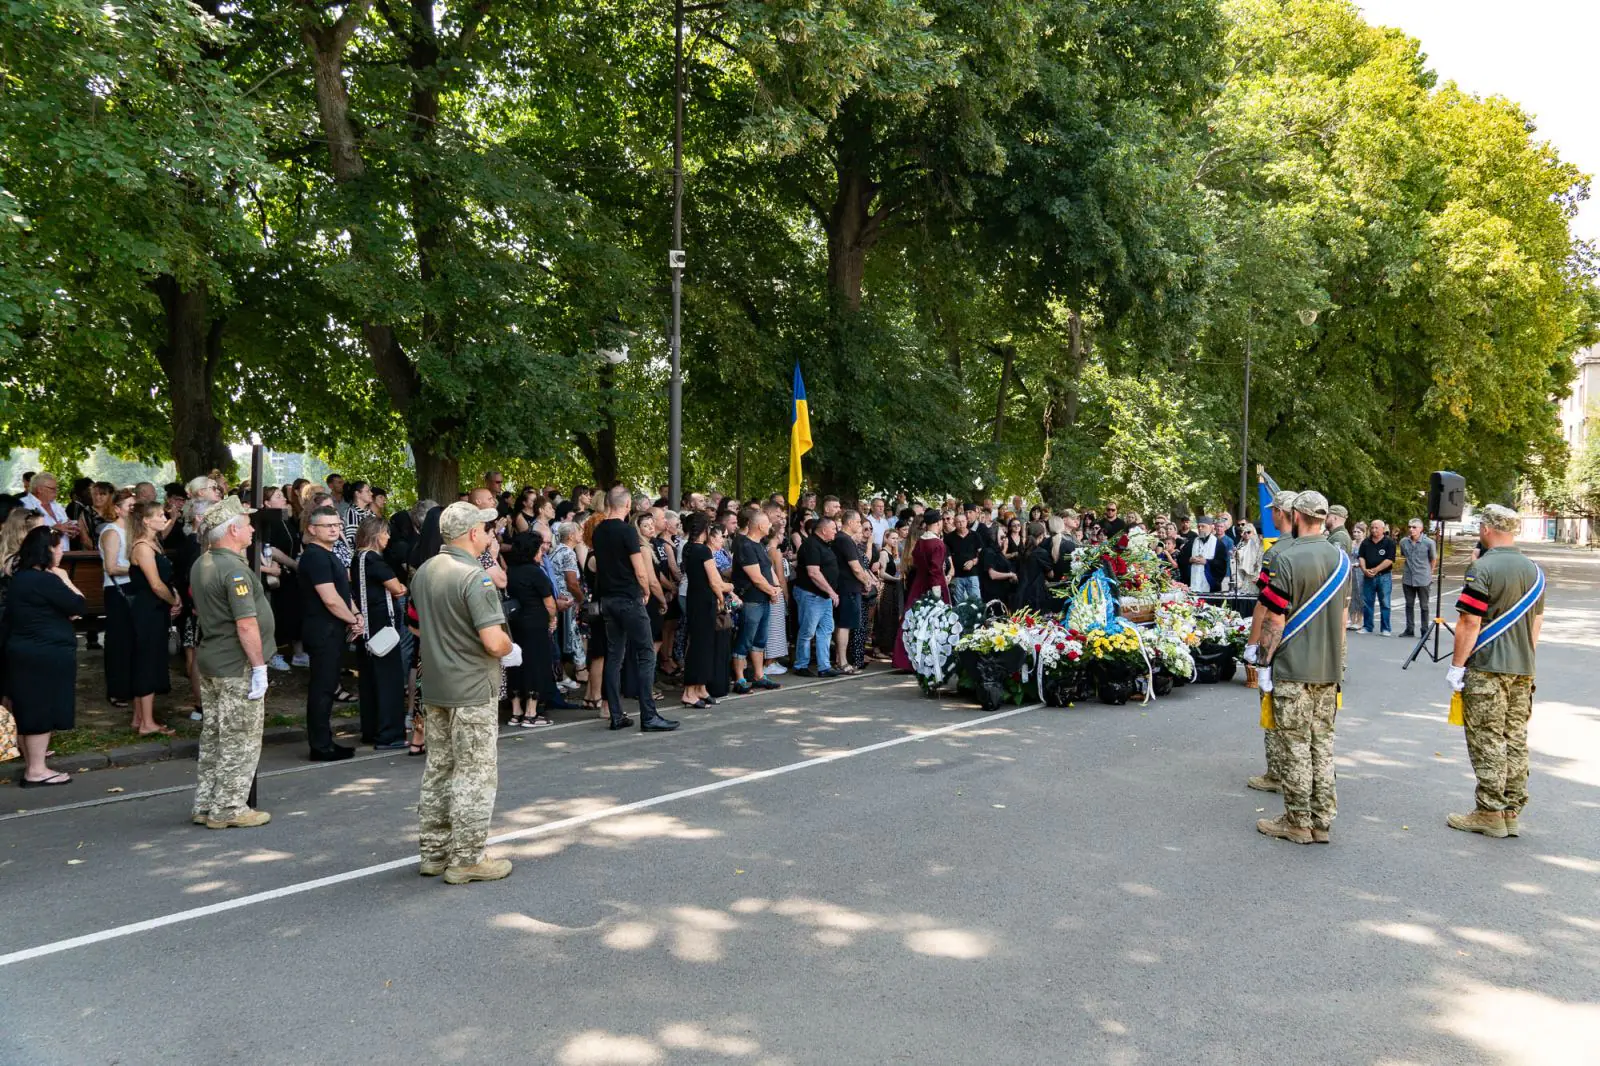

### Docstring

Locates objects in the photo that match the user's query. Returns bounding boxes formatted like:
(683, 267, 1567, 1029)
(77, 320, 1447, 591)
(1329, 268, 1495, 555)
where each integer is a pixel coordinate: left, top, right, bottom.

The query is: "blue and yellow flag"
(1257, 467, 1283, 540)
(788, 362, 813, 505)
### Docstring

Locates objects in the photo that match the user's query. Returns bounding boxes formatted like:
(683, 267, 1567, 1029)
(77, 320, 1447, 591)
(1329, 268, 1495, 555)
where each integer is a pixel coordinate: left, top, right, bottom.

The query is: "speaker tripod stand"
(1402, 519, 1451, 669)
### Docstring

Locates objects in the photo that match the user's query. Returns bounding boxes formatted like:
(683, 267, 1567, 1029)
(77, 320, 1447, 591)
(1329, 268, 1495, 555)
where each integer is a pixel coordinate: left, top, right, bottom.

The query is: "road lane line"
(0, 669, 889, 822)
(0, 703, 1039, 968)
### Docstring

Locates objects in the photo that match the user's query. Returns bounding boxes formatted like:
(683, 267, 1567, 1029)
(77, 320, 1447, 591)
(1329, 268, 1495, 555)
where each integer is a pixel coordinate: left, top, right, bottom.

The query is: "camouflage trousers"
(418, 701, 499, 868)
(193, 676, 265, 821)
(1462, 670, 1533, 813)
(1263, 728, 1288, 781)
(1270, 680, 1338, 830)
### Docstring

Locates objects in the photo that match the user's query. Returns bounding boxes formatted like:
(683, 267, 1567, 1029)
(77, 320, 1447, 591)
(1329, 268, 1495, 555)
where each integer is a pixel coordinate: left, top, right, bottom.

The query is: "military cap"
(439, 500, 500, 542)
(1328, 504, 1348, 519)
(197, 496, 254, 538)
(1273, 490, 1299, 511)
(1292, 490, 1329, 517)
(1480, 504, 1520, 534)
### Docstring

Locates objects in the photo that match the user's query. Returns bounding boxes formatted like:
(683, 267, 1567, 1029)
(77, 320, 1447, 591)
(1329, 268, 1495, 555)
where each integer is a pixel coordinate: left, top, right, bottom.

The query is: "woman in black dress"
(979, 533, 1018, 610)
(505, 530, 567, 726)
(580, 513, 609, 715)
(261, 485, 303, 669)
(873, 527, 904, 657)
(5, 526, 86, 786)
(353, 516, 409, 748)
(680, 512, 731, 708)
(127, 501, 179, 735)
(1014, 522, 1057, 612)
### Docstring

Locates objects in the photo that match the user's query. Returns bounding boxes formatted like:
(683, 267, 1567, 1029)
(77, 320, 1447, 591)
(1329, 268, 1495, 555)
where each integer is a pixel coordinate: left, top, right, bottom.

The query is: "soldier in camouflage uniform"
(1253, 491, 1349, 844)
(1324, 505, 1355, 631)
(1243, 489, 1302, 793)
(411, 501, 515, 884)
(1445, 504, 1544, 839)
(191, 497, 273, 829)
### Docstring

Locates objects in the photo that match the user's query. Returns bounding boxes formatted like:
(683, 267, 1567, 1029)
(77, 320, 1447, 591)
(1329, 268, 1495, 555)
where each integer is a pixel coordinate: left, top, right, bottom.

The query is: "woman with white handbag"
(353, 517, 408, 750)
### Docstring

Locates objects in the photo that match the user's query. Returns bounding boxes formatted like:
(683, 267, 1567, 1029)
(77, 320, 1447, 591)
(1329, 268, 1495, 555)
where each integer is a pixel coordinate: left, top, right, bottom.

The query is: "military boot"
(1502, 809, 1520, 837)
(206, 808, 271, 829)
(444, 857, 513, 884)
(1311, 825, 1331, 843)
(1447, 809, 1508, 838)
(419, 859, 448, 877)
(1247, 774, 1282, 793)
(1257, 815, 1313, 844)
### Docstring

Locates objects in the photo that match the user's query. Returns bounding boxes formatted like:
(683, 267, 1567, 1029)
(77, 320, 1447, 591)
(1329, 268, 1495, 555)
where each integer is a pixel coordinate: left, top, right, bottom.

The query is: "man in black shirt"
(731, 508, 782, 693)
(593, 487, 678, 732)
(830, 510, 878, 672)
(1099, 502, 1127, 541)
(944, 509, 983, 604)
(1357, 519, 1397, 635)
(793, 516, 842, 677)
(300, 505, 363, 760)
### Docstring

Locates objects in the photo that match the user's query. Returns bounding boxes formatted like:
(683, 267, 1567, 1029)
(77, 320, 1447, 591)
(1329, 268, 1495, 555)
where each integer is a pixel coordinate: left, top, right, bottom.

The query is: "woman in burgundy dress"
(892, 511, 951, 671)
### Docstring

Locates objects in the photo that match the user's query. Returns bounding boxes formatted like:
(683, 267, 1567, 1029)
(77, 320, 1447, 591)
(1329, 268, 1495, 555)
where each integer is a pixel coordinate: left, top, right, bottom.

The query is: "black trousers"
(358, 642, 406, 745)
(601, 594, 657, 724)
(304, 626, 344, 752)
(1403, 584, 1430, 634)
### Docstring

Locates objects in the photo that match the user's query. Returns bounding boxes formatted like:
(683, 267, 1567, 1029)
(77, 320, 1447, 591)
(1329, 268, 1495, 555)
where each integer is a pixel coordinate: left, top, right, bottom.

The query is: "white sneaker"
(557, 678, 579, 691)
(765, 663, 788, 676)
(290, 653, 311, 668)
(269, 654, 291, 673)
(190, 709, 204, 721)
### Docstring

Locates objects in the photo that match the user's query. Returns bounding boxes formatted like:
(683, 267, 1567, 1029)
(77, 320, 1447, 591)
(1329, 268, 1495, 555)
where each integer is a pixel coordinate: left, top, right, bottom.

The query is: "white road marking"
(0, 703, 1039, 968)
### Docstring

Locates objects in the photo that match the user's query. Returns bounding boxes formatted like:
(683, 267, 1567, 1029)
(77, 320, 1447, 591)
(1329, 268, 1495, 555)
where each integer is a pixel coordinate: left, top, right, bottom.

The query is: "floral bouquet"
(1072, 530, 1172, 611)
(1082, 621, 1149, 705)
(903, 592, 964, 696)
(956, 614, 1036, 709)
(1146, 628, 1195, 686)
(1191, 602, 1247, 683)
(1032, 621, 1088, 706)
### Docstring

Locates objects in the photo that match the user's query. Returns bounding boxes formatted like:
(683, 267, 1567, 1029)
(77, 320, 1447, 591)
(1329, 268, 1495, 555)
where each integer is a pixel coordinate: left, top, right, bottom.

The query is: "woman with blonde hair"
(0, 508, 41, 571)
(126, 501, 180, 735)
(98, 488, 137, 708)
(579, 511, 608, 712)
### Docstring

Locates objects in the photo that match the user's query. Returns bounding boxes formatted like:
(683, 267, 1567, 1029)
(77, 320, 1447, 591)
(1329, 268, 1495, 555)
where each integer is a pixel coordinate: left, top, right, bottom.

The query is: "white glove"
(1256, 666, 1273, 694)
(1446, 664, 1466, 692)
(247, 665, 269, 701)
(1243, 644, 1258, 665)
(500, 643, 523, 668)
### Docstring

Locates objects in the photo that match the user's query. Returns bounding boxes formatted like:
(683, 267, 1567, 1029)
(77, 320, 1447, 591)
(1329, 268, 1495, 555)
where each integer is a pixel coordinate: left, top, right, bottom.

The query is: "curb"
(40, 725, 310, 775)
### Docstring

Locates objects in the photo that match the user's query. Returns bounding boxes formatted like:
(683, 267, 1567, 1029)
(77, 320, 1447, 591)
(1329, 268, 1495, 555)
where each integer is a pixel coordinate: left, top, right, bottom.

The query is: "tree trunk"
(1035, 310, 1087, 503)
(823, 105, 886, 314)
(575, 364, 620, 488)
(414, 451, 461, 503)
(992, 343, 1016, 444)
(151, 275, 232, 480)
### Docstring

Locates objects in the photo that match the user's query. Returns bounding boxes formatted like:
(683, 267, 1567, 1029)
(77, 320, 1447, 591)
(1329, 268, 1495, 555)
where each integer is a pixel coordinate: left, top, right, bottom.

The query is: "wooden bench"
(61, 550, 107, 619)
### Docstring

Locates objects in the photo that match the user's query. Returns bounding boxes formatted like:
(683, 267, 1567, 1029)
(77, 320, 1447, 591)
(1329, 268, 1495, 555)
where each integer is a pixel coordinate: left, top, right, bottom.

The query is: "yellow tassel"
(1448, 690, 1464, 726)
(1260, 690, 1276, 730)
(1336, 687, 1343, 711)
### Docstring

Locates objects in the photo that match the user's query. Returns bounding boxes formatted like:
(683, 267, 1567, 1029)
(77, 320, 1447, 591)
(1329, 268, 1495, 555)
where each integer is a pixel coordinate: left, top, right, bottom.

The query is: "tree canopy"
(1, 0, 1593, 517)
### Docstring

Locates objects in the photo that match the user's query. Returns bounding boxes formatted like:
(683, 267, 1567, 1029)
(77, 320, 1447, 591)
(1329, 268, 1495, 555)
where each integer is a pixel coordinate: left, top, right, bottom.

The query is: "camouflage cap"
(1273, 490, 1299, 512)
(1328, 504, 1348, 519)
(1292, 490, 1329, 517)
(439, 500, 499, 542)
(1480, 504, 1519, 534)
(198, 495, 254, 538)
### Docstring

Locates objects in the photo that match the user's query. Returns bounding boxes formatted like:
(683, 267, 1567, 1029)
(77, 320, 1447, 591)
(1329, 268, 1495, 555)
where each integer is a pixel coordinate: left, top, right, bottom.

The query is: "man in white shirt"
(866, 497, 892, 547)
(19, 472, 79, 545)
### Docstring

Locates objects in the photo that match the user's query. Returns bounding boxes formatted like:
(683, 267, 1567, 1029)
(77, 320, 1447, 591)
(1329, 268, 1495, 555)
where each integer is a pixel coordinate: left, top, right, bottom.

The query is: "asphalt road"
(1, 544, 1596, 1066)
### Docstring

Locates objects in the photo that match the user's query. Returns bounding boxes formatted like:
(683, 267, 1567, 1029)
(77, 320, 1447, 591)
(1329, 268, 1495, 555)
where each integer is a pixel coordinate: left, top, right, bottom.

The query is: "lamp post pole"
(667, 0, 685, 509)
(1239, 314, 1251, 521)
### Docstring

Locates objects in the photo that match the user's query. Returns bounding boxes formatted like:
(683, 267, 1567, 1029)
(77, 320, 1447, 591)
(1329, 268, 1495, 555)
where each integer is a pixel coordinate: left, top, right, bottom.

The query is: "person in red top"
(892, 512, 951, 671)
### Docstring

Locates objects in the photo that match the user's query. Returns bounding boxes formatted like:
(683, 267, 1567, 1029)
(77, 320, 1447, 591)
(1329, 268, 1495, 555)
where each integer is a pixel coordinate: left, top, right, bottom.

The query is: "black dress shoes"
(640, 716, 680, 732)
(309, 745, 355, 761)
(608, 716, 636, 730)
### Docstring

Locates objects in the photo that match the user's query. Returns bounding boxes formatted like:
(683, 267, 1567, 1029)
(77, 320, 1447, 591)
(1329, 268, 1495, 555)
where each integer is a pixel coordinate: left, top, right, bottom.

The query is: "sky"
(1357, 0, 1600, 243)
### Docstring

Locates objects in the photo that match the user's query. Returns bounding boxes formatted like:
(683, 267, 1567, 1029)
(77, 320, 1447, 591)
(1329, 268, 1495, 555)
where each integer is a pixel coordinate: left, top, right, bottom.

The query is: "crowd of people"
(0, 467, 1469, 879)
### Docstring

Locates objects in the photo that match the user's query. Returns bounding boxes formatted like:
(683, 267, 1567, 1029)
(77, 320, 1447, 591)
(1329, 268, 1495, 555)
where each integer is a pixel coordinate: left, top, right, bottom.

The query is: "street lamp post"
(667, 0, 685, 509)
(1239, 316, 1251, 522)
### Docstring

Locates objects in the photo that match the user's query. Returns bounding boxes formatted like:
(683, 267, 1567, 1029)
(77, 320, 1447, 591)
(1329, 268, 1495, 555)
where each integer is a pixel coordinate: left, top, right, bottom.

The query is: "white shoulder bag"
(358, 551, 400, 657)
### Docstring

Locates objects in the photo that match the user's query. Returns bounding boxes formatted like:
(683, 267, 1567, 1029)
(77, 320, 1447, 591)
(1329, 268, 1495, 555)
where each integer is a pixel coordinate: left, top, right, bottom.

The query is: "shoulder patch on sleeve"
(481, 576, 494, 588)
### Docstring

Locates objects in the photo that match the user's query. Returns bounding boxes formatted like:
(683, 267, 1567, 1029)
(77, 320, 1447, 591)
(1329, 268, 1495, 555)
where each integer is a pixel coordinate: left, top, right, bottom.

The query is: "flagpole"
(667, 0, 685, 507)
(1239, 311, 1251, 521)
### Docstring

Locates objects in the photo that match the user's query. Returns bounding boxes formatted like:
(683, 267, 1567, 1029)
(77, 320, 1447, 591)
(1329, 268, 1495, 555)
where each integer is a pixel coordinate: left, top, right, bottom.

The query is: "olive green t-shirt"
(411, 544, 506, 707)
(1326, 527, 1353, 554)
(194, 547, 275, 679)
(1457, 547, 1544, 676)
(1259, 536, 1349, 684)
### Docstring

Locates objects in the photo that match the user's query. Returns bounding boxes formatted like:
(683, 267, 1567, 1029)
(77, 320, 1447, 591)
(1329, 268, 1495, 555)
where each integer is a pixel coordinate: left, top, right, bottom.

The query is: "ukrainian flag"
(788, 362, 813, 505)
(1257, 467, 1282, 540)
